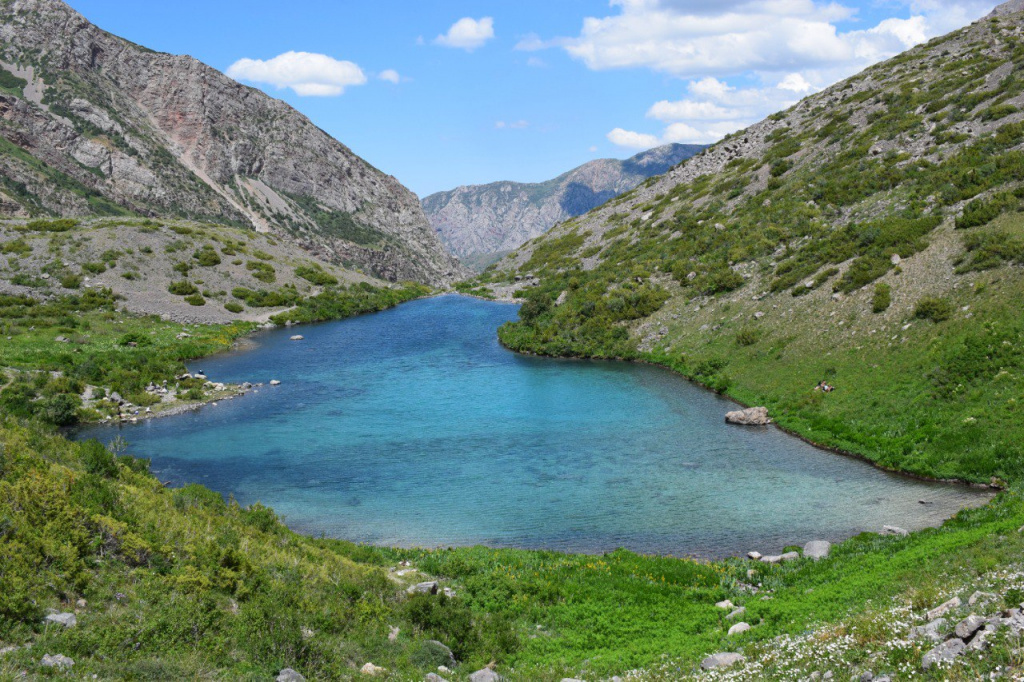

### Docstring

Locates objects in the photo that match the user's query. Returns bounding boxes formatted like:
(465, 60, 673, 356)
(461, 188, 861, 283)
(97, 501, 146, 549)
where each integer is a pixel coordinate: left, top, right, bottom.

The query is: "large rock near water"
(725, 407, 770, 426)
(803, 540, 831, 560)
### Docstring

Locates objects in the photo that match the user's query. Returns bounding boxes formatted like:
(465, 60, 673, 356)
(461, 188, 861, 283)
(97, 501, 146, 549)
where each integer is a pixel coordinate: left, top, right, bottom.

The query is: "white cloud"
(496, 120, 529, 130)
(379, 69, 401, 84)
(435, 17, 495, 51)
(607, 128, 661, 149)
(778, 72, 813, 93)
(226, 51, 367, 96)
(647, 99, 742, 121)
(534, 0, 993, 80)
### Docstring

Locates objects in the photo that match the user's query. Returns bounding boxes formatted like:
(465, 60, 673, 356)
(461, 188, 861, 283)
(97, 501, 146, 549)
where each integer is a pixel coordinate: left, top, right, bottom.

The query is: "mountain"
(479, 0, 1024, 486)
(0, 0, 464, 285)
(422, 143, 703, 270)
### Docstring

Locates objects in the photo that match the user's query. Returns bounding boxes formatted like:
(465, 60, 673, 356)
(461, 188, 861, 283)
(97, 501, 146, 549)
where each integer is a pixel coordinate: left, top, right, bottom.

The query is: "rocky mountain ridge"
(423, 143, 703, 270)
(0, 0, 465, 285)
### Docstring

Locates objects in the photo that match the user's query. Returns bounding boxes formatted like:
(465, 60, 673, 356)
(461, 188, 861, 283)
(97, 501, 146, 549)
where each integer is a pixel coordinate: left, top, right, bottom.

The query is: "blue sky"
(65, 0, 997, 197)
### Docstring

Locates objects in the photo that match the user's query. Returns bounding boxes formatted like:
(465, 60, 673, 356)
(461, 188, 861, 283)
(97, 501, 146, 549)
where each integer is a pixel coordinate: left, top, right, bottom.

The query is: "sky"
(65, 0, 998, 198)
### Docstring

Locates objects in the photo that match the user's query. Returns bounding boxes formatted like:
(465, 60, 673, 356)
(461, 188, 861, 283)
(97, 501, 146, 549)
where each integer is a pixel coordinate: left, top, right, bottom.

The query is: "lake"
(76, 295, 989, 558)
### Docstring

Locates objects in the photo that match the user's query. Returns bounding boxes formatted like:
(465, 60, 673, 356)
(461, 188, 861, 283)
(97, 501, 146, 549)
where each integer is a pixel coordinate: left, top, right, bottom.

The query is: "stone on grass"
(747, 551, 762, 560)
(910, 618, 947, 642)
(469, 668, 502, 682)
(425, 674, 449, 682)
(760, 555, 782, 564)
(727, 607, 746, 620)
(968, 591, 997, 606)
(955, 614, 986, 639)
(360, 662, 386, 676)
(725, 406, 770, 426)
(803, 540, 831, 560)
(407, 581, 439, 595)
(277, 669, 306, 682)
(926, 596, 961, 621)
(41, 654, 75, 669)
(715, 600, 734, 610)
(881, 525, 909, 537)
(44, 612, 76, 628)
(780, 551, 800, 562)
(921, 638, 965, 670)
(728, 622, 751, 635)
(701, 652, 745, 670)
(388, 626, 400, 642)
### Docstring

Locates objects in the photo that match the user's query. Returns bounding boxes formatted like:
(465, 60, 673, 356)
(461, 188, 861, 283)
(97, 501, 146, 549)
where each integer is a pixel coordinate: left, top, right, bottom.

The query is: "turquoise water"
(76, 295, 987, 558)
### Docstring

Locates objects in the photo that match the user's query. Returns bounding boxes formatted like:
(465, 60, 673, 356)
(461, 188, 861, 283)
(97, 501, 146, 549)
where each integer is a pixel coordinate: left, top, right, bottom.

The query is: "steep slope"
(0, 0, 464, 285)
(480, 2, 1024, 484)
(423, 143, 703, 270)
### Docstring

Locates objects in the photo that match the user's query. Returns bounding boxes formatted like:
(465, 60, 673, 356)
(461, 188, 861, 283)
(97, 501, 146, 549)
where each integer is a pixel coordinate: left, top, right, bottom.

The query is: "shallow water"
(77, 295, 989, 558)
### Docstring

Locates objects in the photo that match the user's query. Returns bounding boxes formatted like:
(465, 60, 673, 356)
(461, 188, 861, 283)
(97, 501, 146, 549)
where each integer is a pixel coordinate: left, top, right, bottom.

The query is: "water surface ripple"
(77, 295, 988, 557)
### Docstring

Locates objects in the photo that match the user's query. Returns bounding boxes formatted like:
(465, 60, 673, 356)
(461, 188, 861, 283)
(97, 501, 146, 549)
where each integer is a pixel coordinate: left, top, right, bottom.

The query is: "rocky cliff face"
(0, 0, 465, 285)
(422, 144, 703, 270)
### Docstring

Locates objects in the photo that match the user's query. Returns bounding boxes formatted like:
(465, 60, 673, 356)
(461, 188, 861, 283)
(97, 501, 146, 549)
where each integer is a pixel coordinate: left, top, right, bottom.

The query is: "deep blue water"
(77, 295, 987, 558)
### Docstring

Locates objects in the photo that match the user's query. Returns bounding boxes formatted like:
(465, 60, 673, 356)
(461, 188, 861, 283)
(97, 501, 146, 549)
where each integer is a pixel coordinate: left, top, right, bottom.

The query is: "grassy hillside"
(480, 7, 1024, 486)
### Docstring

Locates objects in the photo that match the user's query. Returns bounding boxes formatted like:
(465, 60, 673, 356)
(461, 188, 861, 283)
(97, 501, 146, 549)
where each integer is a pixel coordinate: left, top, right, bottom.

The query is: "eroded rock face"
(0, 0, 465, 286)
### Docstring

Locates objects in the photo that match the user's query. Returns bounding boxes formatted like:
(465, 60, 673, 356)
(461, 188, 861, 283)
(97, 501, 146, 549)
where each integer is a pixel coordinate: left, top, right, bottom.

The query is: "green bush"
(62, 274, 82, 289)
(224, 302, 244, 313)
(193, 245, 222, 267)
(184, 293, 206, 306)
(26, 218, 78, 232)
(735, 328, 763, 346)
(872, 283, 892, 313)
(294, 265, 338, 286)
(247, 261, 276, 283)
(168, 281, 199, 296)
(81, 440, 119, 477)
(914, 296, 954, 322)
(82, 262, 107, 275)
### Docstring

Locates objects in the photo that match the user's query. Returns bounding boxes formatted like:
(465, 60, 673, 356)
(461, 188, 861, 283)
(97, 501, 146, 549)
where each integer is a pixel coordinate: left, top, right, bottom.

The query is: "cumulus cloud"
(226, 51, 367, 96)
(435, 17, 495, 51)
(536, 0, 993, 80)
(379, 69, 401, 84)
(607, 128, 661, 149)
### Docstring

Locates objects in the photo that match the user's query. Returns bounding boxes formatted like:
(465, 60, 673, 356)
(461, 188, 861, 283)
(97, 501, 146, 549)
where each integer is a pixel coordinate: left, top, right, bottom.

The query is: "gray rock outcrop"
(40, 654, 75, 669)
(44, 612, 76, 628)
(803, 540, 831, 560)
(276, 669, 306, 682)
(0, 0, 465, 286)
(921, 638, 965, 670)
(700, 652, 745, 670)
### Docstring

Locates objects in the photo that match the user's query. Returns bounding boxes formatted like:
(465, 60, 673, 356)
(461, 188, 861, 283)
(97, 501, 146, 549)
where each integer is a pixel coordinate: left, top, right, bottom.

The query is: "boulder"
(45, 612, 76, 628)
(910, 618, 947, 642)
(700, 652, 745, 670)
(728, 622, 751, 635)
(425, 674, 449, 682)
(921, 638, 965, 670)
(715, 600, 734, 610)
(407, 581, 439, 595)
(803, 540, 831, 560)
(388, 626, 400, 642)
(926, 596, 961, 621)
(41, 654, 75, 669)
(277, 669, 306, 682)
(725, 406, 770, 426)
(954, 614, 986, 640)
(360, 662, 386, 676)
(727, 607, 746, 620)
(780, 551, 800, 562)
(469, 668, 502, 682)
(881, 525, 909, 537)
(290, 335, 304, 341)
(968, 591, 997, 606)
(760, 555, 783, 564)
(747, 551, 762, 560)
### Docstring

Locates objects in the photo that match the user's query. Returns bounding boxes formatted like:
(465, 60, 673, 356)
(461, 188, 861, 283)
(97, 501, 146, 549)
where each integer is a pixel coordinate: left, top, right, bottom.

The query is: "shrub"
(82, 262, 107, 275)
(193, 245, 221, 267)
(914, 296, 954, 322)
(26, 218, 78, 232)
(184, 293, 206, 306)
(60, 274, 82, 289)
(40, 393, 82, 426)
(224, 302, 244, 313)
(247, 261, 276, 283)
(295, 265, 338, 286)
(872, 283, 892, 313)
(168, 280, 199, 296)
(81, 439, 118, 477)
(252, 250, 274, 261)
(735, 328, 762, 346)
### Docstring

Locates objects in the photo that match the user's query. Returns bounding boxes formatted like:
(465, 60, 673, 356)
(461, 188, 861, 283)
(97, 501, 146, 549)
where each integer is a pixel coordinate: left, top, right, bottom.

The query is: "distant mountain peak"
(423, 144, 704, 270)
